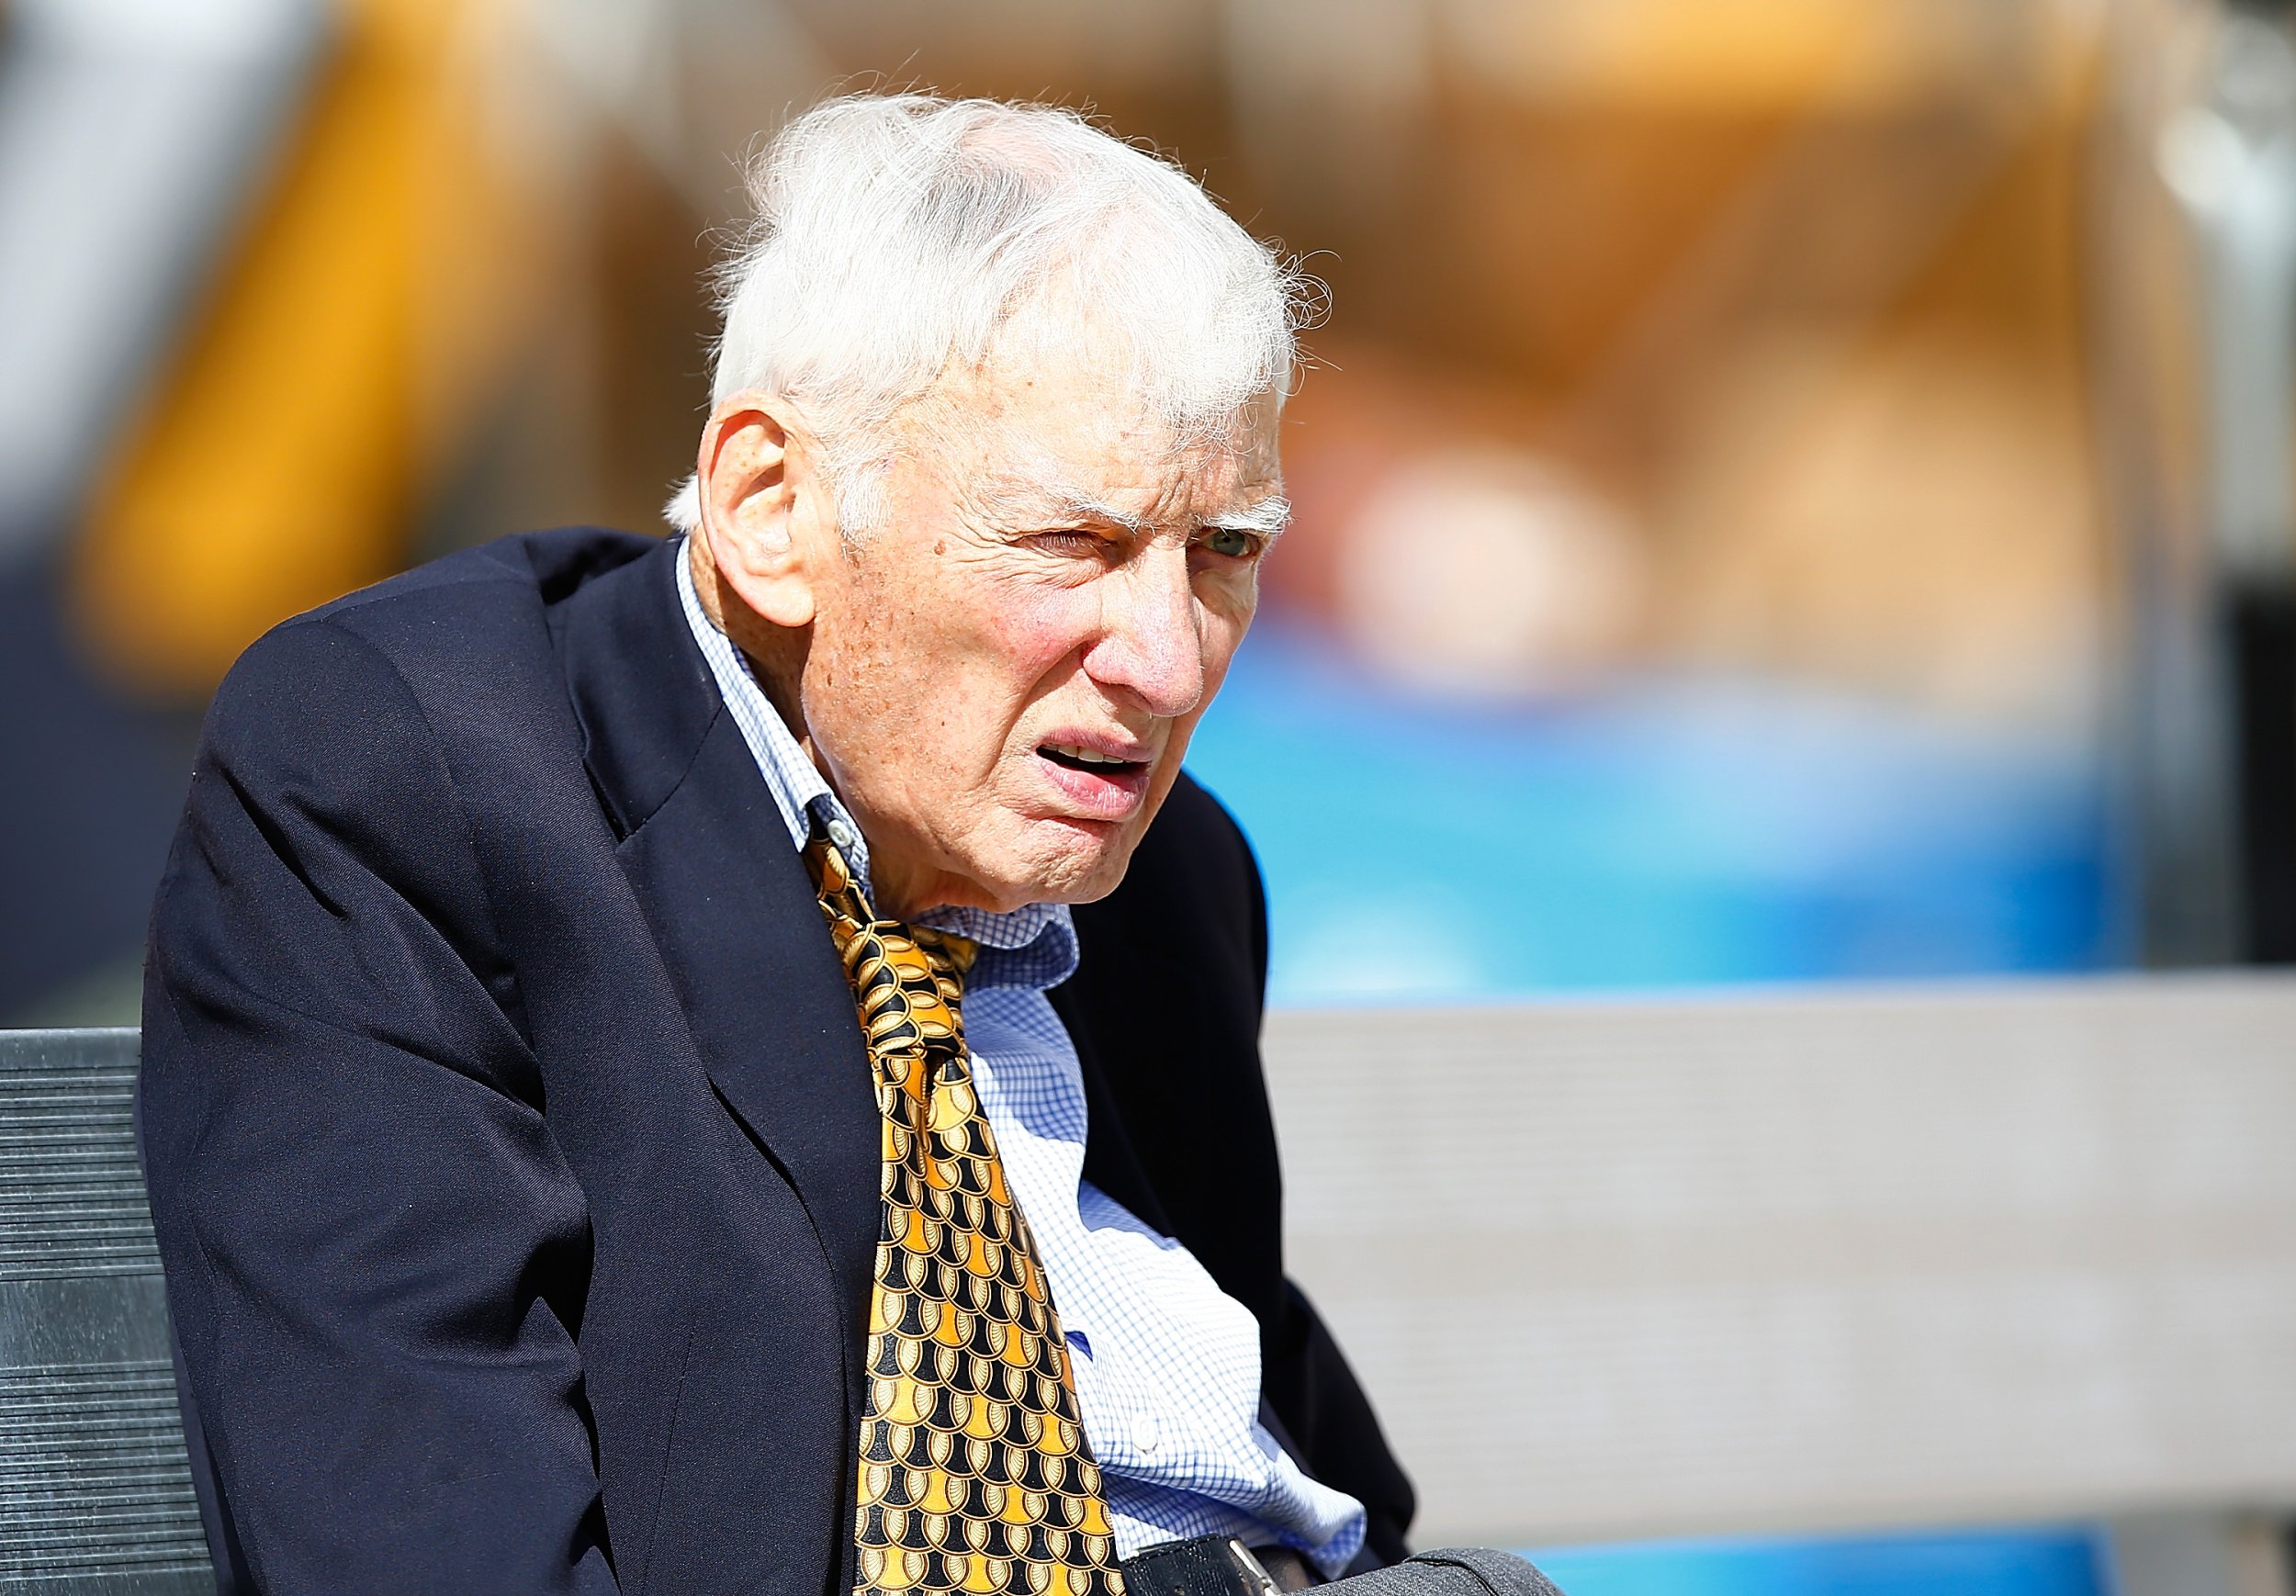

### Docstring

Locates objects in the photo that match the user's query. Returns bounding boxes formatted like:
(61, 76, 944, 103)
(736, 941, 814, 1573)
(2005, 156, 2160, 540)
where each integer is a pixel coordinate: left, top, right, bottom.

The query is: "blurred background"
(5, 0, 2295, 1589)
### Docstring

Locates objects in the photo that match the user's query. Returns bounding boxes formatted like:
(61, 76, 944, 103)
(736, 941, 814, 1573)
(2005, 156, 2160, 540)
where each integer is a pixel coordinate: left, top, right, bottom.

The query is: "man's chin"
(988, 815, 1143, 907)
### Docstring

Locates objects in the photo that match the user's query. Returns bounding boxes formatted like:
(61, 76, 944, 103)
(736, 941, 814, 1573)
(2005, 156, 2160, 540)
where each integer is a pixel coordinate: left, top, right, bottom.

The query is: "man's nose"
(1086, 550, 1206, 719)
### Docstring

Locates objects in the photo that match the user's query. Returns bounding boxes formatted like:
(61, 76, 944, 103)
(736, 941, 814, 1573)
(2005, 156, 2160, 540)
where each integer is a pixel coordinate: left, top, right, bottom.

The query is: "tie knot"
(805, 828, 977, 1060)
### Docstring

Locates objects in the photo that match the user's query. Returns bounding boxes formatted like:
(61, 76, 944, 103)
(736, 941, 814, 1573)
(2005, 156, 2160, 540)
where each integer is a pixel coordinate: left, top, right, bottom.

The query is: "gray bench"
(13, 981, 2296, 1594)
(0, 1028, 210, 1594)
(1264, 972, 2296, 1596)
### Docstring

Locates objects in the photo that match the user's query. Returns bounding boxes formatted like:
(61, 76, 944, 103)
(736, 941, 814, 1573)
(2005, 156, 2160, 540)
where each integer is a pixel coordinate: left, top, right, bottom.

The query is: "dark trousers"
(1333, 1550, 1565, 1596)
(1247, 1548, 1562, 1596)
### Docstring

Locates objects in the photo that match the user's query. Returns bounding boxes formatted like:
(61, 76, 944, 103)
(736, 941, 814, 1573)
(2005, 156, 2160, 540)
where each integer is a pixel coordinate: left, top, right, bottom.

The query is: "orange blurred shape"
(70, 0, 514, 698)
(1453, 0, 2029, 113)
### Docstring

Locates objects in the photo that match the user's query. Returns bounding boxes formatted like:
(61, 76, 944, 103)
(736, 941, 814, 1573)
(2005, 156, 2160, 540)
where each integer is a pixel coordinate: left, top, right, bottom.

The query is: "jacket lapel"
(551, 538, 882, 1357)
(1054, 996, 1176, 1239)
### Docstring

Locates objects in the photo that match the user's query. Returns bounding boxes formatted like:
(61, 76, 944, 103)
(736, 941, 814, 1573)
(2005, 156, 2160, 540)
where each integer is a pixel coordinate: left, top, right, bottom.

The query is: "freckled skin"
(690, 355, 1282, 919)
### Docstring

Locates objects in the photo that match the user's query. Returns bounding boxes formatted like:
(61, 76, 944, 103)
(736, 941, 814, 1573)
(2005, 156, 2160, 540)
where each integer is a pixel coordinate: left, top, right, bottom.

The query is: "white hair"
(664, 93, 1320, 534)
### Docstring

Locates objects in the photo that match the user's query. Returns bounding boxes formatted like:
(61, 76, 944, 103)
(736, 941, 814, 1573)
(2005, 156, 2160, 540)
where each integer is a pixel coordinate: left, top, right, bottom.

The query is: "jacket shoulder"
(210, 528, 655, 738)
(1092, 770, 1269, 1000)
(296, 527, 651, 656)
(309, 527, 657, 619)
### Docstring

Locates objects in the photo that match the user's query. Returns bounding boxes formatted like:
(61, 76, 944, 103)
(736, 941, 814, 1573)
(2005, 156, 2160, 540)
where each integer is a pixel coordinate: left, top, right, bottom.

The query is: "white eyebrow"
(1052, 489, 1149, 534)
(1038, 487, 1291, 540)
(1205, 494, 1291, 540)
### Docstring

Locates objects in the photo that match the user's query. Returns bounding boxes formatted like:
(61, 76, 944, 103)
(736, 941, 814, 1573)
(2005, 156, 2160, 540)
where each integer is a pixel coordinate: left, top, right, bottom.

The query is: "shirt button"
(827, 818, 859, 853)
(1131, 1412, 1160, 1456)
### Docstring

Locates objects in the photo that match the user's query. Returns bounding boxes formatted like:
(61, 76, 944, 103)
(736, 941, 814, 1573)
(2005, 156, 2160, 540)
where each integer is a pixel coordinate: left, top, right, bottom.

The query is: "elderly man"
(141, 96, 1558, 1596)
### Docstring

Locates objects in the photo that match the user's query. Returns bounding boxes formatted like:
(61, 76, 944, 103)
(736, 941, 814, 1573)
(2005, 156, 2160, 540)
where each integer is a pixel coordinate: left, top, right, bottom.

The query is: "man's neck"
(686, 534, 817, 766)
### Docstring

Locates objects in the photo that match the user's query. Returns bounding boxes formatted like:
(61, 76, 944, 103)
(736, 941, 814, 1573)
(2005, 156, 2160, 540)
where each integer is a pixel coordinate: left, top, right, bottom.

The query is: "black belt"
(1123, 1536, 1321, 1596)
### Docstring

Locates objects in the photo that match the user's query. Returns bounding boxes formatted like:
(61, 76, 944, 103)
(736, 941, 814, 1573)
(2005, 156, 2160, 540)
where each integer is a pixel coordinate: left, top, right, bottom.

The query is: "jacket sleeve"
(1228, 804, 1419, 1567)
(141, 616, 619, 1595)
(1262, 1281, 1418, 1568)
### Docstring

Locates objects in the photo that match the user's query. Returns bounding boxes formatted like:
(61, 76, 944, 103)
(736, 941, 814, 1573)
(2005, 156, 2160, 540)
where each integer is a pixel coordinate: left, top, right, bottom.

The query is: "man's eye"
(1201, 526, 1257, 559)
(1029, 529, 1104, 556)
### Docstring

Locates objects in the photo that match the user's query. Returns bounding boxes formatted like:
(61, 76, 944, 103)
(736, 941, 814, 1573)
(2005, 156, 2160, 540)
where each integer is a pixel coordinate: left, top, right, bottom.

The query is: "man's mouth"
(1038, 741, 1148, 776)
(1033, 739, 1154, 820)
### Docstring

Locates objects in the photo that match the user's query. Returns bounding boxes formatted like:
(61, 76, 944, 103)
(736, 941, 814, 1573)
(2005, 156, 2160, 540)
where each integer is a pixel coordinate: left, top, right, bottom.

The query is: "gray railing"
(0, 1029, 209, 1594)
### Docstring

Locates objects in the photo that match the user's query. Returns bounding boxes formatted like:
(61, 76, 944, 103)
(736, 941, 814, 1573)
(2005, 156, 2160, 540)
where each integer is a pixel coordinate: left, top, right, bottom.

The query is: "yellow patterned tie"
(806, 831, 1127, 1596)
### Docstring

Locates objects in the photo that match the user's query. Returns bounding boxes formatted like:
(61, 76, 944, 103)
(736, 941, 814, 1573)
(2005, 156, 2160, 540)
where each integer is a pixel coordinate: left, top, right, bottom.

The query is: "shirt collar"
(674, 537, 1077, 990)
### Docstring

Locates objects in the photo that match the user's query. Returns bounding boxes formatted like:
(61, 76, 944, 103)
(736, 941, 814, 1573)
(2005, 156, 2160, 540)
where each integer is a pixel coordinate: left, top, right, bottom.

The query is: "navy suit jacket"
(140, 531, 1413, 1595)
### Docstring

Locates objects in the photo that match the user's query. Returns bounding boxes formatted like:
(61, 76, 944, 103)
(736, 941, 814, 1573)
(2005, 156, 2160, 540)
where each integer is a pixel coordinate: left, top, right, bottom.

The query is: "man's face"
(793, 364, 1280, 917)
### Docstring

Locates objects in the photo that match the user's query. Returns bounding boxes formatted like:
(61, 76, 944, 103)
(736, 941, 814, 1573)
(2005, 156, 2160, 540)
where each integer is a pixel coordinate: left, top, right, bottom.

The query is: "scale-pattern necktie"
(806, 832, 1127, 1596)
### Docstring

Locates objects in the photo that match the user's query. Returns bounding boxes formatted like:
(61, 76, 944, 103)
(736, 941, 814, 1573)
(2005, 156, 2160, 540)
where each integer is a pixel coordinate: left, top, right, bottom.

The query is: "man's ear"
(695, 391, 825, 628)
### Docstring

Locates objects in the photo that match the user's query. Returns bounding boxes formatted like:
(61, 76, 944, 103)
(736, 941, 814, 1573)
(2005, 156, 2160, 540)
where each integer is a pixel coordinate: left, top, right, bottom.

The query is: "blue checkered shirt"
(675, 543, 1366, 1572)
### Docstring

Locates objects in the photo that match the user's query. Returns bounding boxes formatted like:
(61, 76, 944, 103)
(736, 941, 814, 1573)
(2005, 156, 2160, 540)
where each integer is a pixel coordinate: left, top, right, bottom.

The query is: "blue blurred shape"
(1188, 623, 2113, 1006)
(1520, 1527, 2104, 1596)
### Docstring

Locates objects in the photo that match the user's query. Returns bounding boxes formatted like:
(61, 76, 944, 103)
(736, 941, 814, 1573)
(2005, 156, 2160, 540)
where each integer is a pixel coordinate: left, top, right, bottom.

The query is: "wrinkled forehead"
(974, 418, 1283, 534)
(926, 345, 1285, 529)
